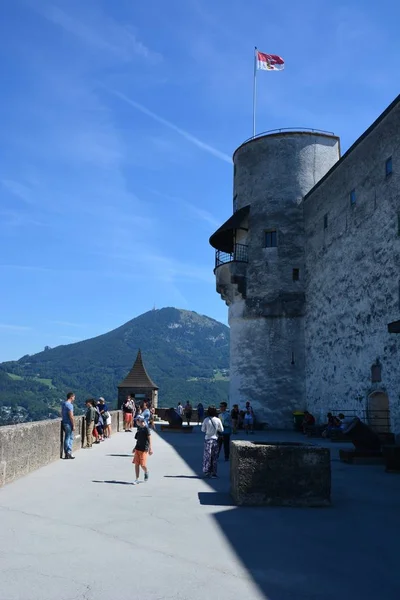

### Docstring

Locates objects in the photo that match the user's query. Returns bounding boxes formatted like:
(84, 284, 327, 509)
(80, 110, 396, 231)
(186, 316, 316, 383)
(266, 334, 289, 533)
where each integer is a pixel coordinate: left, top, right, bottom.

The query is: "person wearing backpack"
(201, 406, 223, 478)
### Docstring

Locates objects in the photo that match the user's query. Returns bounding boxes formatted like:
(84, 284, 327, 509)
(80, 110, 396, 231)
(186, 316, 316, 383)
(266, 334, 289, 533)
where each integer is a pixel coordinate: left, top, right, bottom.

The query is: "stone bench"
(230, 440, 331, 507)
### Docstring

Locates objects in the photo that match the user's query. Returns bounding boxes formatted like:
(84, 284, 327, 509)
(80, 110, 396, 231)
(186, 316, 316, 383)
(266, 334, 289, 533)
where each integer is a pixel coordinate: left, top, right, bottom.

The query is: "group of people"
(175, 400, 255, 433)
(61, 391, 154, 485)
(302, 410, 352, 437)
(61, 393, 112, 459)
(62, 391, 258, 483)
(121, 395, 156, 432)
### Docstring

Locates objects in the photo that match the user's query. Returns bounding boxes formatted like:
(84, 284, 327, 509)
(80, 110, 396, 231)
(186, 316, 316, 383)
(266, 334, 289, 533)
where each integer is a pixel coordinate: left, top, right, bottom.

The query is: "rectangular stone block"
(230, 440, 331, 507)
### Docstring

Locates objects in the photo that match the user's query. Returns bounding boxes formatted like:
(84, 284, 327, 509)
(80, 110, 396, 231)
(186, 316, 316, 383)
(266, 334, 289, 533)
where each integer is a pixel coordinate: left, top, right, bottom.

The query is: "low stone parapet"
(230, 440, 331, 507)
(0, 411, 122, 487)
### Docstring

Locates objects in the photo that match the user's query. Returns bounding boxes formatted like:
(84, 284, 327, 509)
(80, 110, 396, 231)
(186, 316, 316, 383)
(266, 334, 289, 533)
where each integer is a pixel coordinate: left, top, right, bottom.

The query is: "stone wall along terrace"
(0, 411, 122, 487)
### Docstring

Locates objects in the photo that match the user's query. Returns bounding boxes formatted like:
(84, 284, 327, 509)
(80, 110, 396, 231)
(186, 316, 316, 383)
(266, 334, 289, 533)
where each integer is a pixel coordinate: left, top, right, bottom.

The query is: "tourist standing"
(84, 399, 96, 448)
(177, 402, 184, 418)
(201, 406, 223, 478)
(132, 415, 153, 484)
(184, 401, 193, 426)
(122, 395, 135, 432)
(197, 403, 204, 424)
(244, 402, 254, 434)
(230, 404, 240, 434)
(99, 397, 112, 438)
(141, 401, 151, 428)
(62, 392, 75, 459)
(218, 402, 232, 461)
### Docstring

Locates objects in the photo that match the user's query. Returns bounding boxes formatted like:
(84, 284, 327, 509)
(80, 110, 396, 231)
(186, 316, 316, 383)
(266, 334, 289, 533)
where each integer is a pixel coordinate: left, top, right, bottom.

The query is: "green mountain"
(0, 308, 230, 424)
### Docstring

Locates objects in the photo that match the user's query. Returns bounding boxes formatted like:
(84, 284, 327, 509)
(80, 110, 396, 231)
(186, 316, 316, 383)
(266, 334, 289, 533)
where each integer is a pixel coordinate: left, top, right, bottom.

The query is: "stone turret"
(210, 130, 340, 427)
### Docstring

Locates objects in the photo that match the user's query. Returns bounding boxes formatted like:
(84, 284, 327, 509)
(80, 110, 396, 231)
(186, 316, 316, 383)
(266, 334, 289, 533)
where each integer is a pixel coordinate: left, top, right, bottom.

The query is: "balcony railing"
(215, 243, 248, 268)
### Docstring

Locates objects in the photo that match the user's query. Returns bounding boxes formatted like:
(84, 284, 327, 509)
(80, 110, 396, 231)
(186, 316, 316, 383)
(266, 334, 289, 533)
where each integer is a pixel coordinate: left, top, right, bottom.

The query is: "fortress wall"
(0, 411, 122, 487)
(303, 99, 400, 431)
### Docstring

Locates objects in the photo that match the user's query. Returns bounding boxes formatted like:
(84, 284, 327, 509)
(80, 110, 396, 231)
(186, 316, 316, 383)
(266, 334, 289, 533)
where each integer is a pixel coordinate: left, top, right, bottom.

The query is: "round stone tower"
(210, 130, 340, 428)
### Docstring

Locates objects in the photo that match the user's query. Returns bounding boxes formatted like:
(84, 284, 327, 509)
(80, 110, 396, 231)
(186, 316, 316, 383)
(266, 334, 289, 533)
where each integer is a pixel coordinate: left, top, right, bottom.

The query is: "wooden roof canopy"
(209, 205, 250, 253)
(118, 349, 159, 389)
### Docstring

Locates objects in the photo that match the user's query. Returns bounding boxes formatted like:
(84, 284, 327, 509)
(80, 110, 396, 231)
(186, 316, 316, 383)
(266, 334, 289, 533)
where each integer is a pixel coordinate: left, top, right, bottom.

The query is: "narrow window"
(350, 189, 356, 206)
(265, 230, 277, 248)
(292, 268, 300, 281)
(323, 214, 328, 229)
(386, 156, 393, 177)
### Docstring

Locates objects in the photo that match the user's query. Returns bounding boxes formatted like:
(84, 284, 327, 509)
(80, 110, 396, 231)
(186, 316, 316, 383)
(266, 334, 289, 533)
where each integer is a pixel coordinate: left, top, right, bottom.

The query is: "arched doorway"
(367, 391, 390, 433)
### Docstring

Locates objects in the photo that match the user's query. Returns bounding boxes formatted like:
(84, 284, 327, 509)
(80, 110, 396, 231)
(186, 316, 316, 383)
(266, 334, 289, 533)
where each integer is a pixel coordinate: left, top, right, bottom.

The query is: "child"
(132, 415, 153, 484)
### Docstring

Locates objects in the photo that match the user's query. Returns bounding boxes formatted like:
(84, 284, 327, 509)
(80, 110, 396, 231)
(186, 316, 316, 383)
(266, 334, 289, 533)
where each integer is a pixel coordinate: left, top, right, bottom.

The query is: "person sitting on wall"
(302, 410, 316, 434)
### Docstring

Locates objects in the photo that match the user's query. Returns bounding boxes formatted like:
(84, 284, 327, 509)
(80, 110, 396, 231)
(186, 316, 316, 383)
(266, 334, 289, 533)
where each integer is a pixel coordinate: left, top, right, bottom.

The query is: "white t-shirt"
(201, 416, 223, 440)
(177, 405, 183, 416)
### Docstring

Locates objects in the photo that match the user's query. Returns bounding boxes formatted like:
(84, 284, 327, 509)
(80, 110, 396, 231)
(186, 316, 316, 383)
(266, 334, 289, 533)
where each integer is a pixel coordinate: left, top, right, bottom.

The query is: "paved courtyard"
(0, 426, 399, 600)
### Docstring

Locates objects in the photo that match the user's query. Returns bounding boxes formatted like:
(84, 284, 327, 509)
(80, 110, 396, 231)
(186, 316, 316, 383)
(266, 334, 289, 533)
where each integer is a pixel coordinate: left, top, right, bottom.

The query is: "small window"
(265, 230, 277, 248)
(386, 156, 393, 177)
(350, 189, 356, 206)
(323, 214, 328, 229)
(292, 268, 300, 281)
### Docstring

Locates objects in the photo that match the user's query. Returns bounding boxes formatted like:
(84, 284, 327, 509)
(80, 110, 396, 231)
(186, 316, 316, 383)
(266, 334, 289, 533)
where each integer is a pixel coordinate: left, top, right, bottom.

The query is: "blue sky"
(0, 0, 399, 362)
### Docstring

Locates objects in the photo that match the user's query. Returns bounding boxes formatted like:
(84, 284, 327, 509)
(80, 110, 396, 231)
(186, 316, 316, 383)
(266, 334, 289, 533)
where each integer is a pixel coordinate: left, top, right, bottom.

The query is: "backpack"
(94, 409, 99, 425)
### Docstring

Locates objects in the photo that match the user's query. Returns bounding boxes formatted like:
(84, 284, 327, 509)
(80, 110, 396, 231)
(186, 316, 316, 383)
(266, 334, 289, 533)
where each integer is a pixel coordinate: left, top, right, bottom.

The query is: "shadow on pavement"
(198, 491, 234, 506)
(164, 475, 202, 479)
(92, 479, 135, 485)
(160, 426, 400, 600)
(107, 454, 133, 457)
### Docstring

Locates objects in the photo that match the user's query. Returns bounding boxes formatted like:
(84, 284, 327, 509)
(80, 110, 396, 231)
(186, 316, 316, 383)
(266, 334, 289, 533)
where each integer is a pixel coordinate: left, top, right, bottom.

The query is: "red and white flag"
(256, 51, 284, 71)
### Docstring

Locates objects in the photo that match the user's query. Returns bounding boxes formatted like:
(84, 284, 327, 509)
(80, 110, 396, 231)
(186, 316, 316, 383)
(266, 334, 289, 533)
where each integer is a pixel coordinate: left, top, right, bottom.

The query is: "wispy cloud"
(111, 90, 232, 164)
(147, 188, 219, 229)
(40, 4, 162, 64)
(1, 179, 34, 204)
(0, 324, 31, 332)
(50, 320, 88, 328)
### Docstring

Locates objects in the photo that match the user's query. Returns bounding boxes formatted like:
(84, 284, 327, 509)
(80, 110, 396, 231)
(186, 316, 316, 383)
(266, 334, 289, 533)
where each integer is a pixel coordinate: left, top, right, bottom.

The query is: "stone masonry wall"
(303, 100, 400, 432)
(0, 411, 122, 487)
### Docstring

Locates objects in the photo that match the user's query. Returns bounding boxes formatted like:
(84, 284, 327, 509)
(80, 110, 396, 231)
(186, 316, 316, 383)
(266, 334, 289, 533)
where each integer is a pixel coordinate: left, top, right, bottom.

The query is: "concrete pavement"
(0, 426, 400, 600)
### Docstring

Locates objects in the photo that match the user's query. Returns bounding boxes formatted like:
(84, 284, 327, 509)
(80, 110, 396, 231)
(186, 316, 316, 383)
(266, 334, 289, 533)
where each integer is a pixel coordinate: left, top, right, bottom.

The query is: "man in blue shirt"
(62, 392, 75, 459)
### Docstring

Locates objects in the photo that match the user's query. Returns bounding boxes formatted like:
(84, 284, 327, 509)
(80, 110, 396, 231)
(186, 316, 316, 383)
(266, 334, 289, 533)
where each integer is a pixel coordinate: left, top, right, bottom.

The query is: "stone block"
(230, 440, 331, 507)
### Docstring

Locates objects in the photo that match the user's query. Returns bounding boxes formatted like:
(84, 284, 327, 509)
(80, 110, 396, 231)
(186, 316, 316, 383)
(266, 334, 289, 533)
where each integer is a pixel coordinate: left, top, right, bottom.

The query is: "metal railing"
(242, 127, 336, 145)
(215, 243, 248, 268)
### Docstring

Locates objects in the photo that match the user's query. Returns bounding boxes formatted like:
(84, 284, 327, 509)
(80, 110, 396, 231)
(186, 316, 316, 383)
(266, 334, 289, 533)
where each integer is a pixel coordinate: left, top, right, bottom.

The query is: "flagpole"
(252, 46, 257, 138)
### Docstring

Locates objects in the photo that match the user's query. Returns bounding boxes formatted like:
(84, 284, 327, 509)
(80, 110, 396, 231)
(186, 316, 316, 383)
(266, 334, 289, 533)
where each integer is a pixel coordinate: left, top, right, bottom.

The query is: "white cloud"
(1, 179, 34, 204)
(40, 4, 162, 64)
(0, 324, 31, 332)
(111, 90, 232, 164)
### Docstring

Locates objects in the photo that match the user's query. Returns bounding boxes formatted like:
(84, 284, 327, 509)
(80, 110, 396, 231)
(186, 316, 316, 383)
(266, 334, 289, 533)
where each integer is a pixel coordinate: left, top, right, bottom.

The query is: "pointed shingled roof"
(118, 350, 158, 389)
